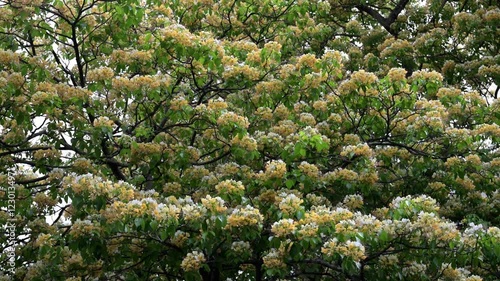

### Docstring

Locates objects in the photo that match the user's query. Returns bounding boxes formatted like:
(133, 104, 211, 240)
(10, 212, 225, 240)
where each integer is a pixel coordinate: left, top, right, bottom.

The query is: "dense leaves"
(0, 0, 499, 280)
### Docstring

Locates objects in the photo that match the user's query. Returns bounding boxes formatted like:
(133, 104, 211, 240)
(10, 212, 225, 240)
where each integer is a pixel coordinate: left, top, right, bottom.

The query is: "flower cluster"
(323, 168, 358, 182)
(341, 194, 363, 209)
(223, 65, 261, 80)
(277, 192, 303, 216)
(171, 230, 190, 247)
(86, 67, 114, 82)
(200, 195, 227, 213)
(69, 219, 102, 238)
(226, 205, 264, 229)
(299, 113, 316, 126)
(322, 238, 366, 262)
(296, 222, 319, 239)
(231, 241, 252, 255)
(34, 233, 55, 247)
(93, 116, 115, 129)
(387, 68, 407, 82)
(215, 179, 245, 195)
(231, 135, 257, 151)
(181, 203, 207, 222)
(181, 251, 206, 272)
(264, 160, 287, 179)
(110, 49, 153, 65)
(33, 147, 61, 161)
(298, 161, 320, 179)
(402, 262, 427, 277)
(340, 143, 373, 158)
(303, 206, 353, 226)
(271, 219, 296, 237)
(271, 120, 298, 137)
(413, 212, 459, 243)
(163, 182, 182, 194)
(217, 112, 250, 129)
(169, 95, 189, 111)
(31, 90, 60, 106)
(351, 70, 378, 85)
(207, 98, 228, 111)
(112, 75, 170, 92)
(0, 49, 19, 65)
(263, 248, 286, 269)
(390, 195, 440, 217)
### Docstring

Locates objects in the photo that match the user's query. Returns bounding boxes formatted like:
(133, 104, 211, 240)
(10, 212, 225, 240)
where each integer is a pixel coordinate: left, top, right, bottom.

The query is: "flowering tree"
(1, 0, 499, 280)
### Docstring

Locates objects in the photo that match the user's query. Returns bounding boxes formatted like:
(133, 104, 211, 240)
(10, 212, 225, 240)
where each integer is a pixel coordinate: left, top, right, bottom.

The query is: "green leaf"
(150, 220, 159, 231)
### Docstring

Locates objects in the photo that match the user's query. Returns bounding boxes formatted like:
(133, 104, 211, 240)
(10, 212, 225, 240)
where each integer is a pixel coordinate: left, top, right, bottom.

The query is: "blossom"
(69, 219, 101, 238)
(169, 95, 189, 111)
(277, 192, 303, 216)
(387, 68, 407, 82)
(215, 180, 245, 195)
(207, 98, 228, 111)
(93, 116, 115, 129)
(271, 219, 296, 237)
(264, 160, 287, 179)
(296, 222, 319, 239)
(200, 195, 227, 213)
(340, 143, 373, 158)
(181, 204, 207, 221)
(0, 50, 19, 65)
(231, 135, 258, 151)
(226, 205, 263, 229)
(299, 113, 316, 126)
(271, 120, 298, 137)
(296, 53, 318, 71)
(274, 104, 290, 120)
(298, 162, 320, 179)
(231, 241, 252, 255)
(181, 251, 206, 271)
(86, 67, 114, 82)
(263, 248, 286, 269)
(342, 194, 364, 209)
(217, 112, 250, 129)
(402, 262, 427, 277)
(155, 203, 181, 222)
(171, 230, 190, 247)
(34, 233, 55, 247)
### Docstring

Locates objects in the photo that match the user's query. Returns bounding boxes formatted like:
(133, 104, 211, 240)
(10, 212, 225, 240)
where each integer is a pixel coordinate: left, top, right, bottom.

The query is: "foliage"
(0, 0, 499, 280)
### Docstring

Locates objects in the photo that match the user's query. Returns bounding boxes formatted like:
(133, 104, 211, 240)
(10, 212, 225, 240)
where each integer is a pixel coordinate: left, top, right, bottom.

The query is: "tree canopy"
(0, 0, 499, 280)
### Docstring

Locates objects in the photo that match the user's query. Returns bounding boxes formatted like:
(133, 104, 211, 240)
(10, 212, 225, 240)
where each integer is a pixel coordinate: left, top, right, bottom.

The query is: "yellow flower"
(264, 160, 287, 179)
(263, 248, 286, 269)
(207, 98, 228, 111)
(231, 241, 252, 255)
(200, 195, 227, 213)
(351, 70, 378, 85)
(277, 192, 303, 216)
(296, 222, 319, 239)
(387, 68, 407, 82)
(226, 205, 263, 229)
(217, 112, 250, 129)
(169, 95, 189, 111)
(271, 219, 296, 237)
(296, 54, 318, 71)
(298, 162, 320, 179)
(181, 251, 206, 271)
(87, 67, 114, 82)
(171, 230, 190, 247)
(342, 194, 363, 209)
(181, 204, 207, 221)
(231, 135, 258, 151)
(215, 179, 245, 195)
